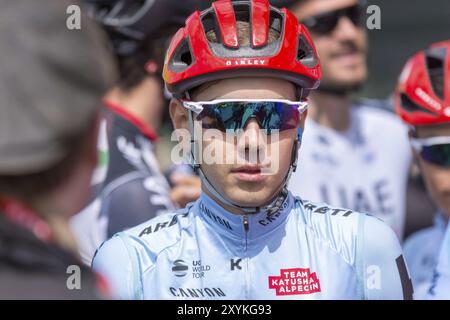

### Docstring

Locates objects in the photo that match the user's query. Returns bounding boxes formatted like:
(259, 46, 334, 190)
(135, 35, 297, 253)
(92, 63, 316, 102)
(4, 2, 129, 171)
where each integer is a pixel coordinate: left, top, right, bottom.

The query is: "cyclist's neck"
(308, 91, 352, 133)
(202, 188, 245, 215)
(202, 187, 281, 216)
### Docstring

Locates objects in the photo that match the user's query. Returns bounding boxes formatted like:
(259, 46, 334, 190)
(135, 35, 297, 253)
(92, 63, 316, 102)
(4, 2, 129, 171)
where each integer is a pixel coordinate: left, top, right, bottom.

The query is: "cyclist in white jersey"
(428, 224, 450, 299)
(394, 40, 450, 299)
(279, 0, 411, 238)
(92, 0, 413, 300)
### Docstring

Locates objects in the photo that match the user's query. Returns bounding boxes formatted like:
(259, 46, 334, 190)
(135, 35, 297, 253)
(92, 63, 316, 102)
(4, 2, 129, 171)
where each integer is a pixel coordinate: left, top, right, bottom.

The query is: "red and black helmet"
(163, 0, 321, 98)
(395, 40, 450, 126)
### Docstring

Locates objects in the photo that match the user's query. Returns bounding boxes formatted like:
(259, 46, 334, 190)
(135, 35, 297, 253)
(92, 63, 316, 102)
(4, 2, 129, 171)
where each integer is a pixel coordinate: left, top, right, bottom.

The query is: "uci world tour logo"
(172, 260, 189, 277)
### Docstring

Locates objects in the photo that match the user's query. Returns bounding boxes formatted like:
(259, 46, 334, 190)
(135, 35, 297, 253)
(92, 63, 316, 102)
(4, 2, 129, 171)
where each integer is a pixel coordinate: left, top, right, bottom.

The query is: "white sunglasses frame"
(411, 136, 450, 151)
(181, 99, 309, 115)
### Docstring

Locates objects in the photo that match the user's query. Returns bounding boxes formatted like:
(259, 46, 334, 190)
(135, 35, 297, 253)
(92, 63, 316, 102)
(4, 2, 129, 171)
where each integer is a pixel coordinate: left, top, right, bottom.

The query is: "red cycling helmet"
(163, 0, 321, 98)
(395, 40, 450, 126)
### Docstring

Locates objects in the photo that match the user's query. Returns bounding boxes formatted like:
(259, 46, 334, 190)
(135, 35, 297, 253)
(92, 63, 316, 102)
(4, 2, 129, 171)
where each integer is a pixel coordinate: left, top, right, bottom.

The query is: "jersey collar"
(196, 191, 294, 240)
(103, 99, 158, 141)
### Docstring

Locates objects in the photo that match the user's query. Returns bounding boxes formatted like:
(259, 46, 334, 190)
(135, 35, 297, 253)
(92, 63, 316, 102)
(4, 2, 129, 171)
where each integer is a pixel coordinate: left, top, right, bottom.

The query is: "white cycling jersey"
(92, 192, 414, 300)
(289, 101, 411, 238)
(427, 222, 450, 299)
(403, 212, 446, 299)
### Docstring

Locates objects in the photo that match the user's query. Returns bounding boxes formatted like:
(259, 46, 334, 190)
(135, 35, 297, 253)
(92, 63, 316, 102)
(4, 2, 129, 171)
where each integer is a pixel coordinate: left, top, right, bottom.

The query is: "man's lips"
(330, 47, 364, 64)
(230, 166, 266, 182)
(331, 47, 360, 57)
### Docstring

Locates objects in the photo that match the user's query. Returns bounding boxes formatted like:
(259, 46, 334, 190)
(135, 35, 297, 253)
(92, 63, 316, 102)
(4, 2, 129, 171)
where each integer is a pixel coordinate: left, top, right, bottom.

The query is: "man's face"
(414, 123, 450, 218)
(170, 78, 304, 210)
(290, 0, 368, 92)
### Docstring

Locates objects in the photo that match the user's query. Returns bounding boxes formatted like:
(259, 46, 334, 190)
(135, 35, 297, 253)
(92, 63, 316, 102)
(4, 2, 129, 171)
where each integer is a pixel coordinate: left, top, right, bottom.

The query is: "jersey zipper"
(243, 215, 250, 299)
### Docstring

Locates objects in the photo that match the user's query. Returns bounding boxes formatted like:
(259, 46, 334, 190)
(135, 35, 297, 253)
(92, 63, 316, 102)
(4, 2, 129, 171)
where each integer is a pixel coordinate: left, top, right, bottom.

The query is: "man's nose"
(237, 118, 266, 161)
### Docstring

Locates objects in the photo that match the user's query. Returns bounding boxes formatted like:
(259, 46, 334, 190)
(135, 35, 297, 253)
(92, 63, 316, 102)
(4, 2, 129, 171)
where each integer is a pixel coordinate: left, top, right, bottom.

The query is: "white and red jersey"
(289, 100, 411, 239)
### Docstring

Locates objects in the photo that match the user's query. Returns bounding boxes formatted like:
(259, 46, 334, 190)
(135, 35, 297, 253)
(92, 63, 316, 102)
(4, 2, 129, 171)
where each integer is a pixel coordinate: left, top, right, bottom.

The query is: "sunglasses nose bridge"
(242, 115, 264, 132)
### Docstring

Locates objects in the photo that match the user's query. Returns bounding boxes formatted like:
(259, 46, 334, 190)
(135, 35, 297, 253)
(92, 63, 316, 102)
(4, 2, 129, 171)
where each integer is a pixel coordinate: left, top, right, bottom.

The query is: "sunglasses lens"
(421, 144, 450, 167)
(304, 4, 364, 34)
(347, 4, 364, 27)
(306, 12, 339, 34)
(197, 101, 301, 133)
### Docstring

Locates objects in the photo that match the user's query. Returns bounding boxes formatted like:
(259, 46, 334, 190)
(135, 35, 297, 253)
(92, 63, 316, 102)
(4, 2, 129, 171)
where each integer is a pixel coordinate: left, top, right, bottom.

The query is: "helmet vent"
(297, 34, 318, 68)
(233, 3, 251, 24)
(401, 93, 435, 115)
(268, 10, 282, 41)
(425, 47, 446, 100)
(202, 10, 221, 44)
(168, 37, 194, 72)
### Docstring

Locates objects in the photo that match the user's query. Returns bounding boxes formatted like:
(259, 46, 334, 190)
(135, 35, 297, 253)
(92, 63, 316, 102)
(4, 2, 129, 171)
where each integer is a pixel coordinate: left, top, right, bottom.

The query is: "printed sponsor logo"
(172, 259, 211, 279)
(258, 200, 289, 226)
(139, 213, 188, 237)
(225, 59, 267, 67)
(200, 203, 233, 230)
(317, 179, 394, 217)
(269, 268, 321, 296)
(191, 260, 211, 279)
(415, 87, 442, 111)
(230, 258, 242, 271)
(117, 135, 142, 166)
(303, 202, 353, 217)
(170, 287, 226, 298)
(172, 259, 189, 277)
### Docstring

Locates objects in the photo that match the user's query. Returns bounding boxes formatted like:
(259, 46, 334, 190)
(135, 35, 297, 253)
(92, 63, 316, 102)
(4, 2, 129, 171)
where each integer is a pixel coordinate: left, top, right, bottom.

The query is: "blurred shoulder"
(298, 199, 362, 264)
(354, 98, 407, 132)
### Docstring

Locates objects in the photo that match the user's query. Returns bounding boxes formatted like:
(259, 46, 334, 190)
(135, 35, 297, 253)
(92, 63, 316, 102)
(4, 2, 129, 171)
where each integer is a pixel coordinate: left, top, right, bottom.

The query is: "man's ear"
(169, 98, 189, 130)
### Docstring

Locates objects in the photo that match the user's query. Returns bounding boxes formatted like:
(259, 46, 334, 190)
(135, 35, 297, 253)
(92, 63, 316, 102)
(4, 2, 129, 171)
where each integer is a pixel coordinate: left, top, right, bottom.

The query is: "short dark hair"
(116, 33, 174, 92)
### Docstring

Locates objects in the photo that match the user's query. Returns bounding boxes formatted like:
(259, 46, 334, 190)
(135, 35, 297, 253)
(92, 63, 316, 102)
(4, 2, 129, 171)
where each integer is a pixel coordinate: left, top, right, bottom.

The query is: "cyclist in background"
(395, 40, 450, 299)
(428, 222, 450, 299)
(71, 0, 208, 264)
(273, 0, 411, 238)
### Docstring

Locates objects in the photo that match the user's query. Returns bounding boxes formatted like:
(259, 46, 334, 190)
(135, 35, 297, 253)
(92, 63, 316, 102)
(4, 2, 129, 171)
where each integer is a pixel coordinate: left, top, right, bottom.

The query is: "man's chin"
(224, 190, 277, 208)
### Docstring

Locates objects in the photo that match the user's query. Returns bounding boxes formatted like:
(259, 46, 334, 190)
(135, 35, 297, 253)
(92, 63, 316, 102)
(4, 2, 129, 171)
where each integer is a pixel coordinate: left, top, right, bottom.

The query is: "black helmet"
(85, 0, 213, 56)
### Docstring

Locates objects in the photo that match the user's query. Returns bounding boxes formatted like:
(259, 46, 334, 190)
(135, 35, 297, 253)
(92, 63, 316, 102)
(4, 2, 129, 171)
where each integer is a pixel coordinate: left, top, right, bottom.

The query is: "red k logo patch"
(269, 268, 321, 295)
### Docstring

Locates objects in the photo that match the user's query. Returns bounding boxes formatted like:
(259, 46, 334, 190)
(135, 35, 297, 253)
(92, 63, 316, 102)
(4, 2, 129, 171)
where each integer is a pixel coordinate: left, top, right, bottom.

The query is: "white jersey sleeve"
(92, 234, 136, 300)
(363, 215, 413, 299)
(402, 213, 446, 299)
(427, 223, 450, 299)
